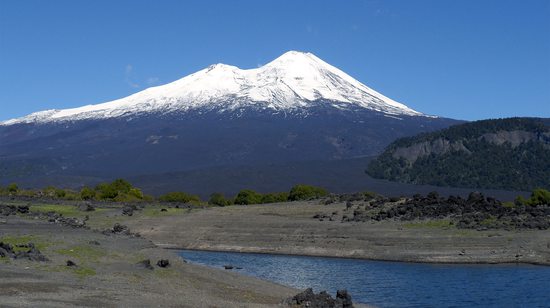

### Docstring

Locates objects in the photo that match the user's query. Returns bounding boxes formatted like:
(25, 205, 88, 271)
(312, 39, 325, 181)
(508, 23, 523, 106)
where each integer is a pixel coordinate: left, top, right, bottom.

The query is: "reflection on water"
(178, 249, 550, 307)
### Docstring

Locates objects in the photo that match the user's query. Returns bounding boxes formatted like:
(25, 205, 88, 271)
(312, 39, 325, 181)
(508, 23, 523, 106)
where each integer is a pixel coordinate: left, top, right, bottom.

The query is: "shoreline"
(125, 201, 550, 267)
(166, 245, 550, 267)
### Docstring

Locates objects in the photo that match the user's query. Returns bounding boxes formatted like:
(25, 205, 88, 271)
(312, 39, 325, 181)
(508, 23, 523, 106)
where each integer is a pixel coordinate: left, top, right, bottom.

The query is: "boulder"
(284, 288, 354, 308)
(157, 259, 170, 268)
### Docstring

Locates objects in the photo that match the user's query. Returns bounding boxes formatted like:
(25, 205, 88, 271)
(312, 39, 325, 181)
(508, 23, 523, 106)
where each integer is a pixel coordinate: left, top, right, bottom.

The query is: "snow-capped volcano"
(2, 51, 423, 125)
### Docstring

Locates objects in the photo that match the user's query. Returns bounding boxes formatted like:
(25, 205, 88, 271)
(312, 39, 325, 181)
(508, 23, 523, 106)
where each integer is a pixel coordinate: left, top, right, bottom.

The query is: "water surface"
(178, 250, 550, 307)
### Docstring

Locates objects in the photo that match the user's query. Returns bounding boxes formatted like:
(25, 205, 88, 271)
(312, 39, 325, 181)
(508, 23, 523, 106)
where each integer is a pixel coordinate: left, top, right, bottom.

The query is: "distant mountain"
(2, 51, 422, 125)
(0, 51, 458, 194)
(367, 118, 550, 191)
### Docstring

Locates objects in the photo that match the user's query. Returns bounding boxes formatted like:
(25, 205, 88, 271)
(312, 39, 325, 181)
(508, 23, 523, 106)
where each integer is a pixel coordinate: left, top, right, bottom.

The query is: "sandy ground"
(0, 215, 296, 307)
(123, 201, 550, 265)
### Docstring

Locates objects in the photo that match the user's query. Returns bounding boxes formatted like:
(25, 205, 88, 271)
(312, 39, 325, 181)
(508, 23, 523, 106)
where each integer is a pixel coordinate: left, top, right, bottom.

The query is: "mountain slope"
(1, 51, 421, 126)
(367, 118, 550, 191)
(0, 51, 459, 194)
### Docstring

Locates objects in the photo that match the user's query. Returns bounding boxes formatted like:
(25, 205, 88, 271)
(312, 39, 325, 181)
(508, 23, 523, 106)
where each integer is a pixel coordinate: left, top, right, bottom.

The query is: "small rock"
(137, 259, 154, 270)
(122, 205, 134, 216)
(17, 205, 30, 214)
(157, 259, 170, 268)
(80, 202, 95, 212)
(66, 260, 77, 267)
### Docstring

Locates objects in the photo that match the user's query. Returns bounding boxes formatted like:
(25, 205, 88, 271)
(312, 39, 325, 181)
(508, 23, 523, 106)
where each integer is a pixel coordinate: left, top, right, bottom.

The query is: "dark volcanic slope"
(0, 107, 458, 193)
(367, 117, 550, 191)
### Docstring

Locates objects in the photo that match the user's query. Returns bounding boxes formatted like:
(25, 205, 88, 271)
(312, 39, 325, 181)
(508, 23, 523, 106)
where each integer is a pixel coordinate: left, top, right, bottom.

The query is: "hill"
(367, 118, 550, 191)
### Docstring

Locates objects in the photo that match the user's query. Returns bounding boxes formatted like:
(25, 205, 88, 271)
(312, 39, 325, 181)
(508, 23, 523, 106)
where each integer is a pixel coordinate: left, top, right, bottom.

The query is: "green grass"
(153, 268, 178, 278)
(42, 264, 97, 278)
(55, 245, 106, 262)
(140, 207, 187, 217)
(72, 266, 96, 278)
(29, 204, 82, 216)
(0, 235, 52, 251)
(403, 219, 453, 229)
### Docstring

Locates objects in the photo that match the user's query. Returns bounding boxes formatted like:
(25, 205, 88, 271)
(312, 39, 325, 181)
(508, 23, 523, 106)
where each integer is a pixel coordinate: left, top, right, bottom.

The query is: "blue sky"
(1, 0, 549, 121)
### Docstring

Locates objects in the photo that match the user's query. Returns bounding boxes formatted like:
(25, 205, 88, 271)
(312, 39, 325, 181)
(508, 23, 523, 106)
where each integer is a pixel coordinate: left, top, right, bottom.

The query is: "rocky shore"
(337, 191, 550, 230)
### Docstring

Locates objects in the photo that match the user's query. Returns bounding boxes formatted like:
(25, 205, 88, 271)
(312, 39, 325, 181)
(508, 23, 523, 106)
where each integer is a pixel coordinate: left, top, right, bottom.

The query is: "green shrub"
(95, 179, 137, 200)
(80, 187, 95, 200)
(526, 188, 550, 206)
(234, 189, 263, 205)
(515, 195, 527, 206)
(128, 188, 144, 199)
(159, 191, 201, 203)
(114, 192, 143, 202)
(7, 183, 18, 193)
(63, 191, 81, 201)
(208, 192, 229, 206)
(261, 192, 289, 204)
(55, 188, 67, 198)
(95, 183, 118, 199)
(288, 185, 328, 201)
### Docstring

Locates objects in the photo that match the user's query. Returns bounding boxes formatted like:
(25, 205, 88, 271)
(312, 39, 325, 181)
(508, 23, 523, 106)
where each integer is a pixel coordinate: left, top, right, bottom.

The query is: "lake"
(178, 249, 550, 307)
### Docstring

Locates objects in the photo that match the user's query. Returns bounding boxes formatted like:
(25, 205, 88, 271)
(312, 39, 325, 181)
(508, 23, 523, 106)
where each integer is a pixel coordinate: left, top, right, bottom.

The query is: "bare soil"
(0, 214, 296, 307)
(123, 201, 550, 265)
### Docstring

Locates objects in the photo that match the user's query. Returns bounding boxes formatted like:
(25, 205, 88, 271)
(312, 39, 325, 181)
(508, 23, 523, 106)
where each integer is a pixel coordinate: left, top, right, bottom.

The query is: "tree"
(234, 189, 263, 205)
(208, 192, 229, 206)
(288, 184, 328, 201)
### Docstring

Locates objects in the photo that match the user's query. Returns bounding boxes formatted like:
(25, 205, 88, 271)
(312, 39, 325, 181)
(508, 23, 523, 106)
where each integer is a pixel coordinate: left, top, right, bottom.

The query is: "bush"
(208, 192, 229, 206)
(7, 183, 18, 193)
(114, 192, 144, 202)
(159, 191, 200, 203)
(80, 187, 95, 200)
(95, 183, 118, 199)
(63, 191, 81, 201)
(95, 179, 136, 200)
(261, 192, 289, 204)
(234, 189, 263, 205)
(128, 188, 144, 199)
(288, 185, 328, 201)
(526, 188, 550, 206)
(55, 188, 67, 198)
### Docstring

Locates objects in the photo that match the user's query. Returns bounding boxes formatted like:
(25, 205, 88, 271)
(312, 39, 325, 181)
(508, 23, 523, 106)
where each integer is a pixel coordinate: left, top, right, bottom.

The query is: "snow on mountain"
(2, 51, 424, 125)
